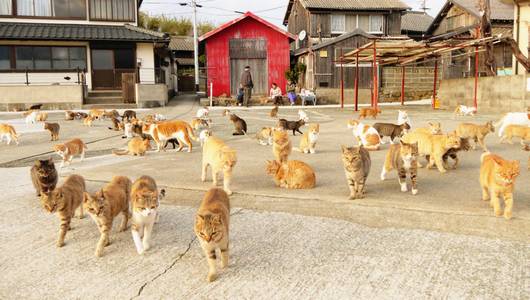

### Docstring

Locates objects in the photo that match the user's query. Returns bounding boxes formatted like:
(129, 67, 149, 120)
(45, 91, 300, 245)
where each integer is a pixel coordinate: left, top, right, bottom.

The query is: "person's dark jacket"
(240, 70, 253, 88)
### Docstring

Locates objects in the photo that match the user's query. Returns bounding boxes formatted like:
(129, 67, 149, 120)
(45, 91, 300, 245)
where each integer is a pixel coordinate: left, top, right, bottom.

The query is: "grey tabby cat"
(341, 145, 371, 200)
(381, 141, 419, 195)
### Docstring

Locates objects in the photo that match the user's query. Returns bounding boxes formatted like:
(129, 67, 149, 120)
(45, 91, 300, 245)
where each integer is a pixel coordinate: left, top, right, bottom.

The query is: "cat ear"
(83, 192, 90, 203)
(196, 214, 205, 222)
(35, 160, 41, 167)
(340, 145, 347, 152)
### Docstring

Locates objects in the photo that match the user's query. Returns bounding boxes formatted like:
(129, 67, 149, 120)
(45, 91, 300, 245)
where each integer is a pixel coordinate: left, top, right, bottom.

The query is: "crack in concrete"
(131, 208, 245, 299)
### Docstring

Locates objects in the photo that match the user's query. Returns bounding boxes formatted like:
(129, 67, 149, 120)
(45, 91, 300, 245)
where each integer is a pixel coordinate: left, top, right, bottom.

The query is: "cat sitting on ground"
(255, 127, 274, 146)
(112, 137, 151, 156)
(40, 174, 85, 247)
(341, 145, 371, 199)
(36, 112, 48, 122)
(25, 111, 38, 124)
(381, 141, 419, 195)
(0, 123, 19, 145)
(65, 111, 76, 121)
(277, 118, 305, 136)
(480, 152, 520, 220)
(122, 110, 137, 121)
(84, 176, 132, 257)
(89, 109, 105, 120)
(31, 158, 58, 197)
(272, 129, 292, 163)
(131, 175, 164, 255)
(75, 112, 88, 120)
(201, 136, 237, 195)
(347, 120, 381, 150)
(270, 105, 279, 118)
(108, 117, 123, 131)
(224, 110, 247, 135)
(44, 122, 60, 141)
(294, 123, 319, 154)
(53, 138, 87, 168)
(194, 188, 230, 282)
(265, 160, 316, 189)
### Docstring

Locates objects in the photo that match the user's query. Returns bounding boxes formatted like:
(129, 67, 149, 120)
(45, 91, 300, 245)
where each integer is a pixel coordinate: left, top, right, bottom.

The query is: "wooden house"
(199, 12, 295, 97)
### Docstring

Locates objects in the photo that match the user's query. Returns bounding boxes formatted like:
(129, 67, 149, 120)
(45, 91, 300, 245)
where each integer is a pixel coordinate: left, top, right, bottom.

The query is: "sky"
(140, 0, 446, 28)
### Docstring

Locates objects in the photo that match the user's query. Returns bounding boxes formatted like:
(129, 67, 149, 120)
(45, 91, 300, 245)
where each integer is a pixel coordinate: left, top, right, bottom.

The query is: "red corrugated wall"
(204, 17, 291, 97)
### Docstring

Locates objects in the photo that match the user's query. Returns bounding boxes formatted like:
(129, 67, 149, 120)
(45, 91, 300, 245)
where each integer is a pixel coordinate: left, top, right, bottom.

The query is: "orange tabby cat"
(202, 136, 237, 195)
(480, 153, 520, 220)
(143, 120, 198, 152)
(53, 138, 87, 168)
(0, 123, 19, 145)
(112, 137, 151, 156)
(359, 107, 381, 119)
(89, 109, 105, 120)
(272, 129, 292, 163)
(500, 125, 530, 145)
(194, 188, 230, 282)
(295, 123, 319, 154)
(36, 112, 48, 122)
(266, 160, 316, 189)
(83, 116, 94, 127)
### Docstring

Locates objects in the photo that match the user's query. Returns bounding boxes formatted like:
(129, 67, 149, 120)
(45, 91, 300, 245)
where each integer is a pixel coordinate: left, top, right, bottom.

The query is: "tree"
(479, 0, 497, 76)
(138, 13, 216, 37)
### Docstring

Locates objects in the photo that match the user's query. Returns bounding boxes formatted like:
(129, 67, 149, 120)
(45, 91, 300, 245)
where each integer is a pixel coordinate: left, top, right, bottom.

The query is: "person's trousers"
(243, 87, 252, 107)
(273, 96, 283, 105)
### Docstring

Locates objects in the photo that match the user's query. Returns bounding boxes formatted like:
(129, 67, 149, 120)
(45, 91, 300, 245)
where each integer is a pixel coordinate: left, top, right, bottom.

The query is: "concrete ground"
(0, 96, 529, 299)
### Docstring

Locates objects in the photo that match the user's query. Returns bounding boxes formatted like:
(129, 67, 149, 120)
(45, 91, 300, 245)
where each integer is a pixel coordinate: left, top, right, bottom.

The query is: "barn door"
(229, 39, 268, 96)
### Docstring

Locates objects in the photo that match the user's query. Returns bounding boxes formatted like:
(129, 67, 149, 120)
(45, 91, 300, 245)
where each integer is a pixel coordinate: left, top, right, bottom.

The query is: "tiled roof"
(300, 0, 410, 10)
(0, 22, 168, 42)
(401, 11, 434, 33)
(169, 36, 194, 51)
(452, 0, 513, 21)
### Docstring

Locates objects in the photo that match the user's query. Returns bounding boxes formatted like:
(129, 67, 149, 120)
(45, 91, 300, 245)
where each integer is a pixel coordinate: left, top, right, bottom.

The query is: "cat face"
(493, 158, 520, 185)
(308, 124, 319, 134)
(427, 122, 442, 134)
(341, 145, 363, 167)
(53, 144, 67, 157)
(83, 191, 105, 216)
(133, 191, 158, 217)
(266, 160, 281, 175)
(195, 214, 225, 243)
(398, 110, 408, 118)
(34, 158, 55, 176)
(399, 141, 418, 160)
(446, 133, 461, 149)
(347, 119, 359, 129)
(40, 189, 62, 213)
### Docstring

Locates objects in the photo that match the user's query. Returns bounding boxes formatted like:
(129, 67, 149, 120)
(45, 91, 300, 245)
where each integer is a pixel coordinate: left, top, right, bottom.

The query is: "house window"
(16, 0, 86, 18)
(89, 0, 135, 22)
(369, 15, 384, 33)
(331, 14, 346, 34)
(0, 46, 10, 70)
(358, 15, 369, 32)
(11, 46, 86, 70)
(0, 0, 12, 15)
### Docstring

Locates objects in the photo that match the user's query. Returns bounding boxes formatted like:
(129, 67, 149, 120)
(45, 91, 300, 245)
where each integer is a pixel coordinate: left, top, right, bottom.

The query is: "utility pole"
(192, 0, 200, 92)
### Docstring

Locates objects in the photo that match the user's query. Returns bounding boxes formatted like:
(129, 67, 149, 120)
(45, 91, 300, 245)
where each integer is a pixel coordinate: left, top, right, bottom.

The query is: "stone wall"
(0, 85, 83, 111)
(381, 66, 438, 101)
(314, 88, 373, 105)
(136, 84, 168, 108)
(438, 75, 530, 113)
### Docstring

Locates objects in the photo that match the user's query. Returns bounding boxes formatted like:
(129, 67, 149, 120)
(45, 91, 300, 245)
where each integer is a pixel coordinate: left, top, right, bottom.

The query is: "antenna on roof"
(419, 0, 430, 14)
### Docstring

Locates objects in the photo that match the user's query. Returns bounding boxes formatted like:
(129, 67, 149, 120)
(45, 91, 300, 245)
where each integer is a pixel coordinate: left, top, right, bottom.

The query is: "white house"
(0, 0, 169, 110)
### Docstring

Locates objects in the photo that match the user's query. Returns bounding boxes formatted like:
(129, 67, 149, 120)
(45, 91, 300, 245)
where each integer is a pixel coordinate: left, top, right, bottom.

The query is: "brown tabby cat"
(270, 105, 279, 118)
(194, 188, 230, 282)
(265, 160, 316, 189)
(381, 141, 419, 195)
(112, 137, 151, 156)
(131, 175, 163, 255)
(224, 110, 247, 135)
(480, 153, 520, 220)
(44, 122, 60, 141)
(272, 129, 292, 163)
(372, 122, 410, 144)
(84, 176, 132, 257)
(40, 174, 85, 247)
(31, 158, 58, 197)
(341, 145, 371, 199)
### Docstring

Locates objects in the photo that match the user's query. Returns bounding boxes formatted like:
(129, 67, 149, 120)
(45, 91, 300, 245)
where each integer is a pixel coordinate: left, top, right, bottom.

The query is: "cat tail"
(480, 152, 491, 163)
(112, 149, 129, 156)
(9, 127, 19, 138)
(186, 124, 199, 142)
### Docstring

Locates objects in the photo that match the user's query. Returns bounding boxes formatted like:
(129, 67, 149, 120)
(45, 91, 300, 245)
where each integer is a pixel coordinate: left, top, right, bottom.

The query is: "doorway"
(91, 48, 136, 90)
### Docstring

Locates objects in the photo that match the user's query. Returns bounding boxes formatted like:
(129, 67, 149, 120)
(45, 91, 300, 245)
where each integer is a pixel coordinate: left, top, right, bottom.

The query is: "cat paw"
(225, 189, 233, 196)
(411, 189, 418, 195)
(137, 248, 145, 255)
(56, 241, 65, 248)
(348, 194, 357, 200)
(400, 183, 408, 192)
(504, 211, 512, 220)
(494, 209, 503, 217)
(207, 273, 217, 282)
(143, 242, 150, 251)
(95, 250, 103, 257)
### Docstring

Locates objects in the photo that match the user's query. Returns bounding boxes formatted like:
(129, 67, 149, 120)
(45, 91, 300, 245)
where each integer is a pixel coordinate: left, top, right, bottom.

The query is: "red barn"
(199, 12, 295, 97)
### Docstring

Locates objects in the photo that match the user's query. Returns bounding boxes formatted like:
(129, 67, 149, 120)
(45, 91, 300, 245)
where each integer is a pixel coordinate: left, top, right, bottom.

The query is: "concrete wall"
(438, 75, 530, 113)
(135, 83, 168, 108)
(382, 66, 438, 101)
(314, 88, 373, 105)
(0, 85, 83, 110)
(137, 43, 156, 84)
(513, 4, 530, 75)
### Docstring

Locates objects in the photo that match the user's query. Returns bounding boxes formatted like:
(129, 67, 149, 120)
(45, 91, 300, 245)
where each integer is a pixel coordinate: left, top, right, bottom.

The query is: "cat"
(455, 121, 495, 151)
(397, 110, 411, 126)
(298, 110, 309, 122)
(426, 138, 471, 170)
(341, 145, 371, 199)
(65, 111, 76, 121)
(373, 122, 410, 144)
(40, 174, 85, 247)
(83, 116, 94, 127)
(294, 123, 319, 154)
(30, 158, 58, 197)
(131, 175, 163, 255)
(84, 176, 132, 257)
(75, 112, 88, 120)
(523, 144, 530, 170)
(53, 138, 87, 168)
(112, 137, 151, 156)
(36, 112, 48, 122)
(413, 122, 442, 135)
(123, 122, 134, 139)
(25, 111, 37, 124)
(104, 110, 120, 119)
(495, 112, 529, 137)
(272, 129, 292, 163)
(454, 105, 477, 117)
(199, 129, 211, 146)
(225, 111, 247, 135)
(401, 131, 460, 173)
(108, 117, 123, 131)
(381, 141, 419, 195)
(44, 122, 60, 141)
(347, 120, 381, 150)
(255, 127, 273, 146)
(194, 188, 230, 282)
(265, 160, 316, 189)
(359, 107, 381, 119)
(29, 103, 43, 110)
(155, 114, 166, 122)
(270, 105, 279, 118)
(201, 136, 237, 195)
(143, 120, 198, 152)
(191, 118, 210, 130)
(89, 109, 105, 120)
(122, 110, 137, 121)
(480, 153, 520, 220)
(277, 119, 305, 136)
(0, 123, 19, 145)
(197, 106, 210, 119)
(500, 125, 530, 145)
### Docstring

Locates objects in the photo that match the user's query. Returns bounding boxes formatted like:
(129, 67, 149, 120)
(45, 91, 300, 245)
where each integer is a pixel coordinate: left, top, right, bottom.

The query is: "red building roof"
(199, 11, 296, 42)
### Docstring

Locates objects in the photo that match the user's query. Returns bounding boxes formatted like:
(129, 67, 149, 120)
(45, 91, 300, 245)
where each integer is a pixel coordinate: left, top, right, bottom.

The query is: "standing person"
(240, 66, 253, 107)
(269, 83, 283, 105)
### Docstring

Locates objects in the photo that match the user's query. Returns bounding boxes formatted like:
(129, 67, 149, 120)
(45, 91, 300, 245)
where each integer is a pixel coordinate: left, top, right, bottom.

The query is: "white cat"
(131, 185, 165, 255)
(495, 112, 530, 137)
(155, 114, 166, 122)
(347, 120, 381, 150)
(196, 107, 209, 119)
(199, 129, 211, 146)
(298, 110, 309, 122)
(123, 122, 134, 139)
(397, 110, 411, 126)
(25, 111, 37, 124)
(454, 105, 477, 117)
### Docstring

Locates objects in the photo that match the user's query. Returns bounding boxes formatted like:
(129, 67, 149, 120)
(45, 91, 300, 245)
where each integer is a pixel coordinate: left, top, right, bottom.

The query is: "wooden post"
(474, 46, 479, 111)
(340, 47, 344, 109)
(372, 41, 377, 107)
(354, 51, 359, 111)
(432, 58, 438, 109)
(400, 66, 405, 106)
